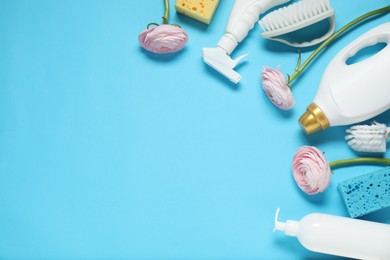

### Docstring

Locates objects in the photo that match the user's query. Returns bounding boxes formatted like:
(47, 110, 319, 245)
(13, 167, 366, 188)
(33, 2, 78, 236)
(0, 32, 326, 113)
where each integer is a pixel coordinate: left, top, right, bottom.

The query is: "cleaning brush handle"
(288, 5, 390, 84)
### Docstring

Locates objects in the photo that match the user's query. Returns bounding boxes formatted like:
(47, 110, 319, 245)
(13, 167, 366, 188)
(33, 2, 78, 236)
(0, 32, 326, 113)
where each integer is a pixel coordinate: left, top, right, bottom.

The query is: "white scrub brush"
(345, 122, 390, 153)
(259, 0, 335, 47)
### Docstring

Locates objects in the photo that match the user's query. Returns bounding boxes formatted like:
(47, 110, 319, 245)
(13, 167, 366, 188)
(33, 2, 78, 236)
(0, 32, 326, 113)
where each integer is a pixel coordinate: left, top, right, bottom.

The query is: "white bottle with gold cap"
(299, 22, 390, 134)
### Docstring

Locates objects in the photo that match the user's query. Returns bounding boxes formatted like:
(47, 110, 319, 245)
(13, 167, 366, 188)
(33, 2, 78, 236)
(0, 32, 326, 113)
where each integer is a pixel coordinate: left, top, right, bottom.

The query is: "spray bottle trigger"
(202, 47, 247, 84)
(231, 53, 247, 68)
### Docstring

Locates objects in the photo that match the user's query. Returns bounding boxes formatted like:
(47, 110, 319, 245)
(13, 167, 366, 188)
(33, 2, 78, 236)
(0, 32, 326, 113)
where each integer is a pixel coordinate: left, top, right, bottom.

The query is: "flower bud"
(139, 24, 188, 54)
(261, 66, 295, 110)
(292, 146, 331, 195)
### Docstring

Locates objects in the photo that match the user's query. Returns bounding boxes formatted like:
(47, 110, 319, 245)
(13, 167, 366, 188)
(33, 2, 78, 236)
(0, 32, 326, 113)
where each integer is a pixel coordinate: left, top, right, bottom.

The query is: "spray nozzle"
(202, 47, 247, 84)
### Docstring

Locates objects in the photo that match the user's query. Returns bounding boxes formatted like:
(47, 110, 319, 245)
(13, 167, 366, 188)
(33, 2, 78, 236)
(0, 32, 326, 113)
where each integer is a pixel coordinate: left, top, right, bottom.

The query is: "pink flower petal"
(138, 24, 188, 54)
(292, 146, 332, 195)
(261, 66, 295, 110)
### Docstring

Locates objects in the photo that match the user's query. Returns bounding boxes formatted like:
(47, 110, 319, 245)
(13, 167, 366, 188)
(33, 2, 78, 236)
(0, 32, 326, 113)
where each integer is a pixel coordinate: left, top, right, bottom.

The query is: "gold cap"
(299, 103, 330, 134)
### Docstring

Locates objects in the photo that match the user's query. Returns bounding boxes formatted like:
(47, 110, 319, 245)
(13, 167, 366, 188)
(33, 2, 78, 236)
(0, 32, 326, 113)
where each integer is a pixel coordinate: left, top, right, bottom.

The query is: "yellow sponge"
(174, 0, 220, 25)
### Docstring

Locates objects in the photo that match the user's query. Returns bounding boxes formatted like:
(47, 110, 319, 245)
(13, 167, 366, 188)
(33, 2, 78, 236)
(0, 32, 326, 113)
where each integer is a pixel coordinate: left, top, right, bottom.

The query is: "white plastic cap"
(217, 34, 238, 55)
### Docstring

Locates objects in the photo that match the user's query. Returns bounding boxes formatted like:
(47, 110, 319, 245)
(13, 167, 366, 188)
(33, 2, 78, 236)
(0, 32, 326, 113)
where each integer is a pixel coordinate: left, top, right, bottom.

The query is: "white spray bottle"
(274, 208, 390, 260)
(299, 22, 390, 134)
(202, 0, 290, 84)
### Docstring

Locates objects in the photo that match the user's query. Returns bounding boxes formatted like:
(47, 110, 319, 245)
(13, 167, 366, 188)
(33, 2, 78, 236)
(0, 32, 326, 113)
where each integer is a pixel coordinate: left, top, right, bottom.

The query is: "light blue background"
(1, 0, 389, 259)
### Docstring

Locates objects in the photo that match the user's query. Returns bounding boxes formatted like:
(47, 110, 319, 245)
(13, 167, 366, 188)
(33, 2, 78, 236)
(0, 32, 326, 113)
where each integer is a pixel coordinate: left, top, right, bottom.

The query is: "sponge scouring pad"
(338, 167, 390, 218)
(174, 0, 220, 25)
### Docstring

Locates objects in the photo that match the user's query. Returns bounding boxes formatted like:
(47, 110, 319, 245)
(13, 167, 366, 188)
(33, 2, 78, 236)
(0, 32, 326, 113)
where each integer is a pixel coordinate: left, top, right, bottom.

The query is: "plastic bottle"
(202, 0, 290, 83)
(299, 22, 390, 134)
(273, 208, 390, 259)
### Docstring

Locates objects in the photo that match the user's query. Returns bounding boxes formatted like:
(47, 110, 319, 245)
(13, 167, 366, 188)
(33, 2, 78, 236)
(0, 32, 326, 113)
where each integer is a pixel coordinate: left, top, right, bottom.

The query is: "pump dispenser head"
(274, 208, 299, 236)
(299, 103, 330, 134)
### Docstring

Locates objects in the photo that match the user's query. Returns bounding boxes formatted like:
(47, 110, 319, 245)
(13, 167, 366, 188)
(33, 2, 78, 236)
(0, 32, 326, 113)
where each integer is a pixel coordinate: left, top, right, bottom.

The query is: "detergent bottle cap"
(299, 103, 330, 134)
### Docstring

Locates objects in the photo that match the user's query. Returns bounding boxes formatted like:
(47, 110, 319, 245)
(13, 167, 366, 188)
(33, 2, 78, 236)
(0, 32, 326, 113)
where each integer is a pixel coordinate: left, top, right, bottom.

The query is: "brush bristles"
(345, 122, 390, 153)
(259, 0, 332, 32)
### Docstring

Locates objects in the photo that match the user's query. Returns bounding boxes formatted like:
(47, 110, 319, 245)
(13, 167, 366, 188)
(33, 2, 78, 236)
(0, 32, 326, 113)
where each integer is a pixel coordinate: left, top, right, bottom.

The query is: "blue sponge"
(338, 167, 390, 218)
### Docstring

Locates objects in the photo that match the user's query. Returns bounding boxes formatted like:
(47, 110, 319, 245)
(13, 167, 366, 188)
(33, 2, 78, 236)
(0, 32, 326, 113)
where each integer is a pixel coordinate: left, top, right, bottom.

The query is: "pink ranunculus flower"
(138, 24, 188, 54)
(292, 146, 332, 195)
(261, 66, 295, 110)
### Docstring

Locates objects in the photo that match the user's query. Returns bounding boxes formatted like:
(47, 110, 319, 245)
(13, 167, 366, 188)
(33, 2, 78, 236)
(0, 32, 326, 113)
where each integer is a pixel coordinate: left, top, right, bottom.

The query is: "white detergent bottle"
(273, 209, 390, 260)
(299, 22, 390, 134)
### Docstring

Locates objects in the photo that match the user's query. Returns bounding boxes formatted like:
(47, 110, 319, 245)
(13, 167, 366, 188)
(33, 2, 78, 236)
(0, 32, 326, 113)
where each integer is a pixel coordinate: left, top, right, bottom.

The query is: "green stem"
(162, 0, 169, 24)
(329, 157, 390, 169)
(288, 5, 390, 84)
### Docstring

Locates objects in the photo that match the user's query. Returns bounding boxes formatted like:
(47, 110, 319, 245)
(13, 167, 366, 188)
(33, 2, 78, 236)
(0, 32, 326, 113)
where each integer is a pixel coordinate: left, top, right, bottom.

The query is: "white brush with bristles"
(345, 122, 390, 153)
(259, 0, 335, 47)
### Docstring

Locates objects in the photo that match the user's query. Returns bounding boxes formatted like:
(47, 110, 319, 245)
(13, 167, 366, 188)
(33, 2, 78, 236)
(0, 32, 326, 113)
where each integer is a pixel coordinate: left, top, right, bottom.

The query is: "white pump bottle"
(274, 209, 390, 260)
(299, 22, 390, 134)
